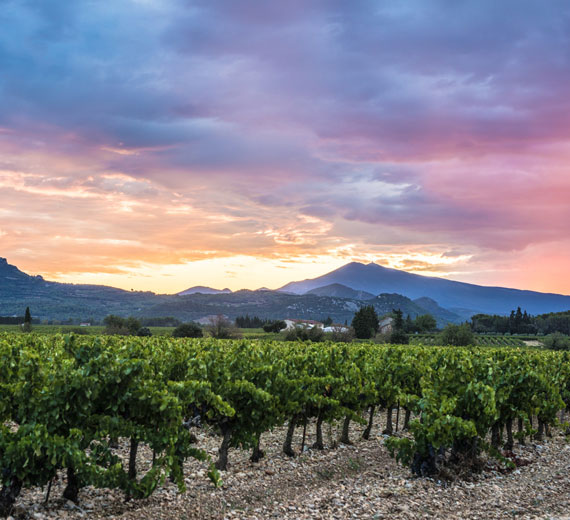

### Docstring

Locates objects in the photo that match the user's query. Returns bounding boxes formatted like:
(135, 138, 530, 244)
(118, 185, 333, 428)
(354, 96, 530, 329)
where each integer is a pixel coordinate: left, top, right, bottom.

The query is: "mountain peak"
(279, 260, 570, 316)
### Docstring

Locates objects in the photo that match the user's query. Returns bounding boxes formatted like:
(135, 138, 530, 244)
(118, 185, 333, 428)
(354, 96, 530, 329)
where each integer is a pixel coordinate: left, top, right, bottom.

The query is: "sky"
(1, 0, 570, 295)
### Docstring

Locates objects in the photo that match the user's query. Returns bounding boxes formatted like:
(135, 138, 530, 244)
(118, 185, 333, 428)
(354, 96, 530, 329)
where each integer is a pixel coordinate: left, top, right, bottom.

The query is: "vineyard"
(409, 334, 531, 347)
(0, 333, 569, 518)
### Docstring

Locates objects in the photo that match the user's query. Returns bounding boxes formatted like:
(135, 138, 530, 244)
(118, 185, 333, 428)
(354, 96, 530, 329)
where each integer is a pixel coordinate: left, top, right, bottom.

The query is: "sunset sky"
(1, 1, 569, 295)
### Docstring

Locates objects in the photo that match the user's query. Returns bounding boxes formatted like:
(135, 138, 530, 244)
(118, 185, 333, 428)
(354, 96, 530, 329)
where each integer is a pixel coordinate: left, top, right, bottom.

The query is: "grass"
(239, 328, 282, 340)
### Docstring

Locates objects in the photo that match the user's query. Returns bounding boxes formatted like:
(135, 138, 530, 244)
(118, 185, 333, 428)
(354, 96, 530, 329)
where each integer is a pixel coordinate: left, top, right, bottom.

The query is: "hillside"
(0, 258, 168, 321)
(305, 283, 375, 300)
(280, 262, 570, 316)
(143, 290, 363, 324)
(178, 286, 232, 296)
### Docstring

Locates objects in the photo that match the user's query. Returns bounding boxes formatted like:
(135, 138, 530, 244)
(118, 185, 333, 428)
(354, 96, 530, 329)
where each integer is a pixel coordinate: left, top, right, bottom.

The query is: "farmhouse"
(379, 316, 394, 334)
(283, 319, 324, 330)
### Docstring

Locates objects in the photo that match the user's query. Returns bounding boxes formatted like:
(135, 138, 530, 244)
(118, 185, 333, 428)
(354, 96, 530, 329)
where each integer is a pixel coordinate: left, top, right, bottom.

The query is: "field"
(0, 324, 174, 336)
(0, 333, 568, 519)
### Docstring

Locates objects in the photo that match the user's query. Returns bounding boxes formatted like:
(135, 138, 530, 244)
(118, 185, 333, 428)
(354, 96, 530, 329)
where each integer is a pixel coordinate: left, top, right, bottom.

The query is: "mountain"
(0, 257, 168, 321)
(0, 258, 459, 324)
(279, 262, 570, 316)
(3, 257, 568, 323)
(306, 283, 375, 300)
(178, 286, 232, 296)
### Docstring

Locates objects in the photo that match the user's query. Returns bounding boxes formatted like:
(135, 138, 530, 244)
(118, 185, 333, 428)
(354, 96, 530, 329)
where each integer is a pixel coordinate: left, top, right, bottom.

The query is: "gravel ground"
(8, 412, 570, 520)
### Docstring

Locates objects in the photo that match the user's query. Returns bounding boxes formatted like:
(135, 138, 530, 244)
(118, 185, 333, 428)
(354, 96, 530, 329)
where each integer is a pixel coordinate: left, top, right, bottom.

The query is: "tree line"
(471, 308, 570, 335)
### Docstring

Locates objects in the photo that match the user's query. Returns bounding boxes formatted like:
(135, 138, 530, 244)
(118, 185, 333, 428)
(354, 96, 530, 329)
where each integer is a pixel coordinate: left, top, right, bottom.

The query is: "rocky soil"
(7, 413, 570, 520)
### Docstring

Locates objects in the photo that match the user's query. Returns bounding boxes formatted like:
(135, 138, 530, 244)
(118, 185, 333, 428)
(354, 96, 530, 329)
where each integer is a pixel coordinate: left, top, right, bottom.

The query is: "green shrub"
(172, 323, 203, 338)
(283, 325, 325, 342)
(543, 332, 570, 351)
(439, 323, 474, 346)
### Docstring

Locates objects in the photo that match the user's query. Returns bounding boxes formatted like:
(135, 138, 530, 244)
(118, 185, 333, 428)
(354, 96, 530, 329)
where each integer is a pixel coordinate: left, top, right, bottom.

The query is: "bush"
(283, 325, 325, 342)
(543, 332, 570, 351)
(283, 328, 300, 341)
(136, 327, 152, 337)
(172, 323, 203, 338)
(307, 325, 325, 342)
(330, 326, 355, 343)
(439, 323, 474, 346)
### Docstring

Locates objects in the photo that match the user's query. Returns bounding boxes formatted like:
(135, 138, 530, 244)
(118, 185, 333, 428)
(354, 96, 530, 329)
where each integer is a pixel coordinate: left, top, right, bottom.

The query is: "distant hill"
(280, 262, 570, 316)
(178, 286, 232, 296)
(366, 293, 459, 327)
(0, 257, 167, 321)
(413, 296, 466, 324)
(306, 283, 375, 300)
(143, 290, 460, 325)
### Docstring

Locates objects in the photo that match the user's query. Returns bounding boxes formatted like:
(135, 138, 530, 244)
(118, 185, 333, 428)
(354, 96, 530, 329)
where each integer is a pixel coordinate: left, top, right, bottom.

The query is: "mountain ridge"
(1, 258, 569, 322)
(279, 262, 570, 315)
(178, 286, 232, 296)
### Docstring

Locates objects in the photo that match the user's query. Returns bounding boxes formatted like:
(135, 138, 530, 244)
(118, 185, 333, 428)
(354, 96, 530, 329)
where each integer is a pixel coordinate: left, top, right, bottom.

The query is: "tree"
(389, 309, 409, 344)
(263, 320, 287, 333)
(393, 308, 404, 329)
(125, 317, 142, 335)
(104, 315, 126, 334)
(389, 329, 409, 344)
(439, 323, 474, 346)
(235, 315, 266, 328)
(415, 314, 437, 333)
(206, 315, 241, 339)
(103, 315, 141, 335)
(22, 307, 32, 333)
(351, 306, 379, 339)
(172, 323, 203, 338)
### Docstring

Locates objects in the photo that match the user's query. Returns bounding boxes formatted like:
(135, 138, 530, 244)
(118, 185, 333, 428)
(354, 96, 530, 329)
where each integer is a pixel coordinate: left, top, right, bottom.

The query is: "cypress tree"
(351, 305, 379, 339)
(22, 307, 32, 332)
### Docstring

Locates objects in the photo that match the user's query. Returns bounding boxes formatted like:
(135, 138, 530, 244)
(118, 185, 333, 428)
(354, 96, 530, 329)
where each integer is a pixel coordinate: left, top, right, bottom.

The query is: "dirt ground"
(8, 413, 570, 520)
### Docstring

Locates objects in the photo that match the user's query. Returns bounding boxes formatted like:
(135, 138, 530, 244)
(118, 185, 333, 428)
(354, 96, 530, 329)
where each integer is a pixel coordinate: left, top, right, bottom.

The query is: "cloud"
(1, 0, 570, 293)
